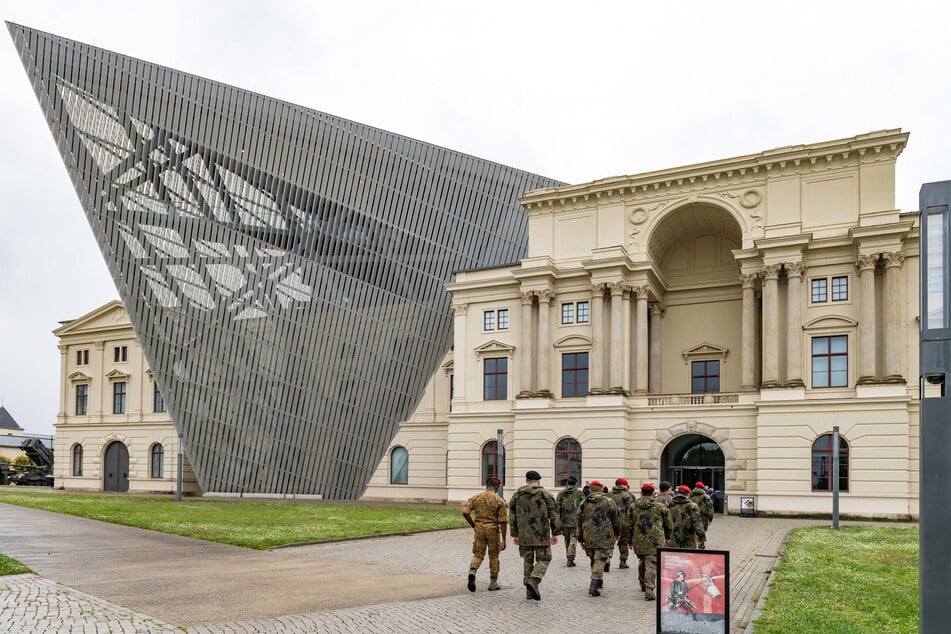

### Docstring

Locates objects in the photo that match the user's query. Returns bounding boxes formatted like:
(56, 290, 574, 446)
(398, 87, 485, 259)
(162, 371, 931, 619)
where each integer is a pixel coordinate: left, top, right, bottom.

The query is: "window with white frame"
(561, 301, 590, 324)
(811, 276, 849, 304)
(811, 335, 848, 388)
(76, 349, 89, 365)
(483, 309, 510, 331)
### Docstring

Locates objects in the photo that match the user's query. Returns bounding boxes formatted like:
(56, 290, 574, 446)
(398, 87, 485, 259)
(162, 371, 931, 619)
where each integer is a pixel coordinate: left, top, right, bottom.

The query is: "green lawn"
(0, 553, 33, 576)
(0, 489, 465, 549)
(753, 525, 918, 633)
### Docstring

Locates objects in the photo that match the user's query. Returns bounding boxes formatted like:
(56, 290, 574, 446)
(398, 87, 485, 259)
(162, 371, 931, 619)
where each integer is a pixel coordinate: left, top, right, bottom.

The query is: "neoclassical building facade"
(364, 129, 922, 519)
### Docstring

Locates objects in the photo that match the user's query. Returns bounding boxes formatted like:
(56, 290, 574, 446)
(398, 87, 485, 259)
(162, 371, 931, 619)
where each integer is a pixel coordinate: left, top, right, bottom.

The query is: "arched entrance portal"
(103, 441, 130, 492)
(662, 434, 725, 512)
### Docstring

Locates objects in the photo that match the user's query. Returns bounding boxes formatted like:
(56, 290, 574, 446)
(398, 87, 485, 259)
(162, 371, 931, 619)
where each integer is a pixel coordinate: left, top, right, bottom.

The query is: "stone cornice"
(521, 129, 908, 213)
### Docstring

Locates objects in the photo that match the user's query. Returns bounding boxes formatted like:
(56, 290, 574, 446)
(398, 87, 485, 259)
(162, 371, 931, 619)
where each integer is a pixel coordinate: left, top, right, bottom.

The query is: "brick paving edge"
(742, 530, 792, 633)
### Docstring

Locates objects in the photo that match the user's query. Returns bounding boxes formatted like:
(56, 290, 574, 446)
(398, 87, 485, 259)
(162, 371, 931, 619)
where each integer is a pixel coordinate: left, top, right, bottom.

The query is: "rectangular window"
(113, 381, 127, 414)
(691, 360, 720, 393)
(562, 352, 589, 397)
(561, 303, 575, 324)
(76, 350, 89, 365)
(497, 309, 509, 330)
(154, 383, 167, 413)
(812, 336, 848, 388)
(75, 384, 88, 416)
(577, 301, 590, 323)
(831, 276, 848, 301)
(811, 278, 828, 303)
(113, 346, 128, 363)
(483, 310, 496, 331)
(483, 357, 508, 400)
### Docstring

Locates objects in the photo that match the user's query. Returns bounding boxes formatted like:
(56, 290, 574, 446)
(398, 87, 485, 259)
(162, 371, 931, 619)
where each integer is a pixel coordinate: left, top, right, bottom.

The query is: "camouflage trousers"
(637, 553, 657, 590)
(469, 525, 502, 576)
(584, 547, 612, 580)
(518, 544, 552, 581)
(562, 527, 578, 559)
(615, 526, 633, 561)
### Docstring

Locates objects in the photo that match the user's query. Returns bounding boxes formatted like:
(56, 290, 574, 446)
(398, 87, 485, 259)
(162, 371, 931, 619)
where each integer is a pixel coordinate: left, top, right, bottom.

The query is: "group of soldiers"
(462, 471, 715, 601)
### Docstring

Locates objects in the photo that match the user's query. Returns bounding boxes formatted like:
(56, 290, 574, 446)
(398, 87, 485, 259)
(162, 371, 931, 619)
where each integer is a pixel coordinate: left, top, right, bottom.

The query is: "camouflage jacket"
(462, 489, 508, 529)
(607, 486, 635, 530)
(667, 494, 705, 548)
(691, 487, 715, 526)
(555, 485, 585, 528)
(576, 492, 620, 550)
(656, 491, 673, 507)
(629, 496, 672, 555)
(509, 484, 560, 546)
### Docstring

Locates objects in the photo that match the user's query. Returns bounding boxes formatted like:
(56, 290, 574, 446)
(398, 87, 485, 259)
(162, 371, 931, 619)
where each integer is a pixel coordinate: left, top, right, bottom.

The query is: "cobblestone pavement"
(1, 515, 832, 633)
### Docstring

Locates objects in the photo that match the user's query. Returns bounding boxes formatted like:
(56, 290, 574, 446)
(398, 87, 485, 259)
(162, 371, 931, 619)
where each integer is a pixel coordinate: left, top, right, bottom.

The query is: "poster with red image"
(656, 548, 729, 634)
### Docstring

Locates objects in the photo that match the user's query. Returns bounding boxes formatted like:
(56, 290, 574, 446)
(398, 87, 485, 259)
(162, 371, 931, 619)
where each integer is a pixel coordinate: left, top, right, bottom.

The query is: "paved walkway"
(0, 503, 833, 633)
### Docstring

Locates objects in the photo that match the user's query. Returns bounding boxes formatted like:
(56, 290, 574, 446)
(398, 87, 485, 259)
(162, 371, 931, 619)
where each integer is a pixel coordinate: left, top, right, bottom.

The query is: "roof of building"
(0, 406, 24, 432)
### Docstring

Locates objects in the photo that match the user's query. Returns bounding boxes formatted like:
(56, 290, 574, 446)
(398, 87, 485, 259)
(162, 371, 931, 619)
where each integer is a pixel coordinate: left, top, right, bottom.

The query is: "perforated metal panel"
(9, 22, 565, 498)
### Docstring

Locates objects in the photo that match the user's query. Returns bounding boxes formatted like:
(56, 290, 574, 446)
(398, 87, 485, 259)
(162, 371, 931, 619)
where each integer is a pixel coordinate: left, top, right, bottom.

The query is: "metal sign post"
(831, 426, 840, 530)
(496, 428, 505, 499)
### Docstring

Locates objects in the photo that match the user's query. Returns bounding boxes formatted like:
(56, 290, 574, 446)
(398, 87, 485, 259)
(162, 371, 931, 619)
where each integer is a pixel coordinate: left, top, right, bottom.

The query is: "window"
(811, 276, 849, 304)
(482, 440, 501, 484)
(483, 309, 510, 331)
(811, 434, 849, 491)
(831, 276, 848, 301)
(154, 383, 166, 413)
(483, 357, 508, 400)
(691, 360, 720, 393)
(76, 349, 89, 365)
(562, 352, 589, 397)
(75, 384, 88, 415)
(555, 437, 582, 486)
(113, 381, 127, 414)
(812, 336, 848, 388)
(811, 278, 828, 303)
(561, 301, 590, 325)
(150, 443, 164, 478)
(71, 444, 83, 476)
(114, 345, 128, 362)
(390, 446, 408, 484)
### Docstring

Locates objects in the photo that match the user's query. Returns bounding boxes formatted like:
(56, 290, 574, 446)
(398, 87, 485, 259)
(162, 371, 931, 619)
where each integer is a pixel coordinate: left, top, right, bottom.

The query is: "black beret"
(525, 470, 542, 480)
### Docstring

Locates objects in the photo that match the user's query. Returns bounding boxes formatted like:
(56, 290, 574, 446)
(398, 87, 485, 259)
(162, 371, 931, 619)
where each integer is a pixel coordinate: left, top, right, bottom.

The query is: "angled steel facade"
(9, 23, 564, 498)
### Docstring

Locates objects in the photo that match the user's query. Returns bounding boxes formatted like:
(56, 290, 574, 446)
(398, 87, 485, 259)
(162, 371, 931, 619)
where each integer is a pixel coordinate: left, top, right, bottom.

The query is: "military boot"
(645, 588, 656, 601)
(488, 577, 500, 591)
(588, 579, 601, 597)
(604, 560, 610, 572)
(619, 559, 630, 569)
(467, 568, 476, 592)
(567, 557, 576, 567)
(526, 577, 541, 600)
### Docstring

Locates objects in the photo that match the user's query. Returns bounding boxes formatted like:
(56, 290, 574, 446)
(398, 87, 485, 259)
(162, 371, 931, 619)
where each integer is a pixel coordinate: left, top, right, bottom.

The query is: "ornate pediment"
(442, 359, 454, 375)
(67, 371, 92, 384)
(473, 340, 516, 357)
(803, 315, 858, 330)
(553, 335, 592, 349)
(682, 343, 729, 361)
(105, 369, 131, 381)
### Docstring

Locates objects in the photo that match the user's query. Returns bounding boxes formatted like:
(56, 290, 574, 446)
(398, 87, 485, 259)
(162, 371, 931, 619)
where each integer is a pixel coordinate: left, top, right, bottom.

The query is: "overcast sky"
(2, 1, 950, 436)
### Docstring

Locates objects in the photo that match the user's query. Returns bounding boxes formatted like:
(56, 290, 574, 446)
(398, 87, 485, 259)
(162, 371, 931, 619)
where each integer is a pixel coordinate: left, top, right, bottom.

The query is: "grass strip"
(0, 553, 33, 576)
(753, 525, 918, 634)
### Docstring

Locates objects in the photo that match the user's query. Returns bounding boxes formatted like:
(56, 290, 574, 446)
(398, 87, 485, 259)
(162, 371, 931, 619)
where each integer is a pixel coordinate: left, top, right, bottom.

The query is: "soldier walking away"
(555, 476, 585, 567)
(509, 470, 560, 600)
(630, 482, 672, 601)
(668, 485, 705, 548)
(656, 480, 674, 507)
(690, 481, 715, 548)
(462, 475, 508, 592)
(576, 480, 620, 597)
(607, 478, 635, 570)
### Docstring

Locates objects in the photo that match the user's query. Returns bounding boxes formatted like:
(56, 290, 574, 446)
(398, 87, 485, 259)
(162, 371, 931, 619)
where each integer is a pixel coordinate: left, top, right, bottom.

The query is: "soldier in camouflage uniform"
(555, 476, 585, 567)
(509, 470, 560, 600)
(629, 482, 672, 601)
(462, 476, 508, 592)
(690, 481, 715, 548)
(607, 478, 635, 570)
(668, 484, 705, 548)
(656, 480, 674, 507)
(576, 480, 620, 596)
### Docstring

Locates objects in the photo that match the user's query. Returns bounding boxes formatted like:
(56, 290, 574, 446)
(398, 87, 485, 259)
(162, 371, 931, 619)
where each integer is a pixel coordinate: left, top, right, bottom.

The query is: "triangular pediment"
(474, 340, 516, 356)
(105, 369, 131, 381)
(682, 342, 729, 360)
(803, 315, 858, 330)
(53, 300, 128, 336)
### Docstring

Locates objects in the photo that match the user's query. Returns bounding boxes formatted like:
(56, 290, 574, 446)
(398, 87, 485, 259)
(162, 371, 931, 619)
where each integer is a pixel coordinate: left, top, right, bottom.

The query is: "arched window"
(555, 437, 582, 486)
(71, 444, 83, 476)
(390, 446, 408, 485)
(482, 440, 501, 484)
(811, 434, 849, 492)
(150, 443, 164, 479)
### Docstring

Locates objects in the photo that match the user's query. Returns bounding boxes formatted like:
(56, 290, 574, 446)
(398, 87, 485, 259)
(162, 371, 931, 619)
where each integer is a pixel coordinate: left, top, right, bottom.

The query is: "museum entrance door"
(661, 433, 725, 513)
(103, 441, 130, 492)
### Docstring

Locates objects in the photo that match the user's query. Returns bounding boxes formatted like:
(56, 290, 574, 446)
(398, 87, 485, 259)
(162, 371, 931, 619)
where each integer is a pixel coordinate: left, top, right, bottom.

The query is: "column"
(785, 262, 805, 387)
(518, 292, 534, 397)
(882, 252, 906, 383)
(740, 274, 758, 391)
(609, 282, 626, 393)
(856, 255, 879, 384)
(590, 284, 605, 394)
(634, 285, 649, 394)
(761, 264, 781, 388)
(58, 344, 68, 418)
(649, 303, 664, 394)
(536, 289, 553, 397)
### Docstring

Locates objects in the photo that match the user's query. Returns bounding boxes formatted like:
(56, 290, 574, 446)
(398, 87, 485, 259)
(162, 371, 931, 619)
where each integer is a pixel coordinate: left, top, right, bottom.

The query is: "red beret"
(641, 483, 655, 491)
(695, 481, 705, 488)
(589, 480, 604, 488)
(486, 476, 501, 486)
(678, 485, 692, 493)
(616, 478, 629, 486)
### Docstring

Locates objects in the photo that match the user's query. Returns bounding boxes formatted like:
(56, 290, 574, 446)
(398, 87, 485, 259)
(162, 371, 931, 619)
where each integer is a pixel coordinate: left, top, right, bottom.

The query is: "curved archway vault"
(640, 421, 741, 489)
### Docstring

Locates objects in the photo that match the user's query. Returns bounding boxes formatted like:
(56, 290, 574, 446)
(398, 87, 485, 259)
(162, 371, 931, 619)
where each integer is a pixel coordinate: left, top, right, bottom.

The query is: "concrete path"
(0, 502, 835, 633)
